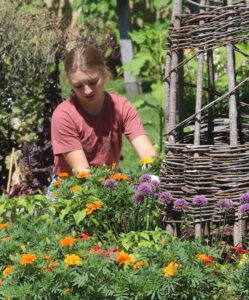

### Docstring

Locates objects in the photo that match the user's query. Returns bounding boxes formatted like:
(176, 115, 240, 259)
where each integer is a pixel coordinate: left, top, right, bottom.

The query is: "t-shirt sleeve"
(51, 107, 83, 155)
(121, 97, 147, 142)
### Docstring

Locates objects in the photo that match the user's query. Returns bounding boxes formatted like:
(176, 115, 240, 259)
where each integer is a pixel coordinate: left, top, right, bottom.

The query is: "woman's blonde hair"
(64, 46, 110, 78)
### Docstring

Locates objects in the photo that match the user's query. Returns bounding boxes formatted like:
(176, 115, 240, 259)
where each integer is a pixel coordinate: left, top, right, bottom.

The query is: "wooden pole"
(178, 48, 184, 141)
(6, 148, 15, 194)
(164, 48, 172, 139)
(207, 50, 214, 144)
(168, 0, 182, 144)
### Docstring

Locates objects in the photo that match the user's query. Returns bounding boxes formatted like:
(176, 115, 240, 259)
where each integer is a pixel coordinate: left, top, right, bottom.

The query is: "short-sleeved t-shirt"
(51, 92, 146, 175)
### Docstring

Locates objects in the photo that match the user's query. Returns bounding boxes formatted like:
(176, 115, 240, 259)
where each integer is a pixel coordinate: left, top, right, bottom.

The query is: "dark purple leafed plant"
(174, 199, 188, 211)
(192, 195, 208, 207)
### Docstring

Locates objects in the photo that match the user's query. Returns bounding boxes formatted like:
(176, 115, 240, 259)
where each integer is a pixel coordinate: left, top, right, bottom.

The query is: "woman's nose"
(84, 84, 93, 94)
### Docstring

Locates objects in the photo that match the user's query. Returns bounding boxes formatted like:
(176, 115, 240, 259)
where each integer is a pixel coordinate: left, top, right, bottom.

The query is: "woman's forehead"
(68, 69, 102, 82)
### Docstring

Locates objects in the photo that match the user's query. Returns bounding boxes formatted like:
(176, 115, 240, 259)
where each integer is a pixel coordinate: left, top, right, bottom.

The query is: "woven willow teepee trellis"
(161, 0, 249, 245)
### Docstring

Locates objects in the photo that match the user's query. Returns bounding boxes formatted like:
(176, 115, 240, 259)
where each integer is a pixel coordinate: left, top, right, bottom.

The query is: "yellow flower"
(20, 253, 36, 265)
(3, 265, 14, 277)
(109, 173, 129, 181)
(116, 251, 134, 265)
(239, 254, 249, 267)
(59, 236, 75, 247)
(64, 288, 71, 294)
(43, 255, 52, 260)
(140, 157, 154, 166)
(85, 200, 103, 215)
(76, 171, 89, 179)
(53, 180, 61, 187)
(0, 223, 11, 230)
(94, 200, 103, 209)
(132, 260, 144, 270)
(2, 236, 12, 241)
(163, 262, 179, 278)
(64, 254, 81, 266)
(97, 177, 105, 183)
(70, 185, 80, 192)
(20, 244, 26, 251)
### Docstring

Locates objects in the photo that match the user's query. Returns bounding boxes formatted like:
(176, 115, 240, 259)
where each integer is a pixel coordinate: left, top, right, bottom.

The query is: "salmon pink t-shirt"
(51, 92, 147, 174)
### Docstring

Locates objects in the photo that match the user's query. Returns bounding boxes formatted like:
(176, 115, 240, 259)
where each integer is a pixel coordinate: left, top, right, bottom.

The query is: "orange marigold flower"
(116, 251, 133, 265)
(64, 254, 81, 266)
(43, 255, 52, 260)
(3, 265, 14, 277)
(109, 173, 129, 181)
(163, 262, 179, 278)
(20, 253, 36, 265)
(0, 279, 3, 286)
(0, 223, 11, 230)
(58, 172, 69, 178)
(53, 180, 61, 187)
(94, 199, 103, 209)
(70, 185, 80, 192)
(76, 171, 89, 179)
(85, 200, 103, 215)
(2, 236, 12, 241)
(132, 261, 144, 270)
(59, 236, 75, 247)
(43, 262, 58, 271)
(196, 254, 213, 264)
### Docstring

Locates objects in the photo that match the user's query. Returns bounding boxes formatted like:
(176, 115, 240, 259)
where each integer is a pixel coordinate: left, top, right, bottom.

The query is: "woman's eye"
(74, 85, 82, 89)
(89, 80, 98, 86)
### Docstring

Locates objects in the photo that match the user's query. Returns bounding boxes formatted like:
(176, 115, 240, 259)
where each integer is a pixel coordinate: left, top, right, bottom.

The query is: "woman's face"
(68, 68, 106, 108)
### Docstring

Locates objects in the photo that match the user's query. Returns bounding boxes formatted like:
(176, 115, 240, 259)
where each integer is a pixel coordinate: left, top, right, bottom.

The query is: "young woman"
(51, 46, 156, 175)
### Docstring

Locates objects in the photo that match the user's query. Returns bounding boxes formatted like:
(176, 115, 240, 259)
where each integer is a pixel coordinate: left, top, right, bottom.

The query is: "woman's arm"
(63, 149, 90, 173)
(131, 135, 156, 159)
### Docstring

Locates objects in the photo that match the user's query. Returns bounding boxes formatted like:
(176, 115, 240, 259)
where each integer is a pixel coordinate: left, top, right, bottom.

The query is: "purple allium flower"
(240, 203, 249, 216)
(104, 179, 117, 189)
(192, 195, 208, 207)
(133, 192, 145, 205)
(240, 191, 249, 204)
(159, 191, 174, 205)
(139, 174, 151, 183)
(217, 199, 234, 212)
(174, 199, 188, 211)
(151, 180, 160, 192)
(153, 193, 160, 199)
(133, 185, 139, 191)
(137, 183, 153, 196)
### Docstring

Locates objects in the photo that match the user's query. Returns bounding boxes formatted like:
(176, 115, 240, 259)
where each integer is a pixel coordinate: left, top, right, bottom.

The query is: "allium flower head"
(192, 195, 208, 207)
(240, 191, 249, 204)
(240, 203, 249, 216)
(159, 192, 174, 205)
(133, 192, 145, 205)
(104, 179, 117, 189)
(139, 174, 151, 183)
(217, 199, 234, 212)
(151, 180, 160, 192)
(137, 183, 153, 196)
(174, 199, 188, 211)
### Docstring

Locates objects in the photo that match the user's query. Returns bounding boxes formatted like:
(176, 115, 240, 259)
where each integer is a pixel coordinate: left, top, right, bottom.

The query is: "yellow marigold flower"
(94, 199, 103, 209)
(70, 185, 80, 192)
(20, 253, 36, 265)
(20, 244, 26, 251)
(43, 262, 58, 271)
(116, 251, 134, 265)
(76, 171, 89, 179)
(43, 255, 52, 260)
(239, 254, 249, 267)
(3, 265, 14, 277)
(64, 288, 71, 294)
(97, 177, 105, 183)
(64, 254, 81, 266)
(58, 172, 69, 178)
(109, 173, 129, 181)
(2, 236, 12, 241)
(59, 236, 75, 247)
(132, 261, 144, 270)
(163, 262, 179, 278)
(0, 223, 11, 230)
(53, 180, 61, 187)
(140, 157, 154, 166)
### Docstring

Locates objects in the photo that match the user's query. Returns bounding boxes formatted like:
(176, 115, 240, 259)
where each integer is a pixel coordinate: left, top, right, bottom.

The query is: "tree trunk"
(117, 0, 141, 95)
(168, 0, 182, 144)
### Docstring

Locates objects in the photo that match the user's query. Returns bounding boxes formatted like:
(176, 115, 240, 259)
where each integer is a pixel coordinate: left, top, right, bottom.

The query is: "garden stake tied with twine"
(161, 0, 249, 246)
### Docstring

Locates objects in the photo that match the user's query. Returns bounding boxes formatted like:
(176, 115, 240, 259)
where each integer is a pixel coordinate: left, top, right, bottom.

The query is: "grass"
(60, 75, 163, 173)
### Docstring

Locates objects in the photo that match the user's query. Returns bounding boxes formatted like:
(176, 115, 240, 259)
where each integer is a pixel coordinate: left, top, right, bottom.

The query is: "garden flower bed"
(0, 161, 249, 299)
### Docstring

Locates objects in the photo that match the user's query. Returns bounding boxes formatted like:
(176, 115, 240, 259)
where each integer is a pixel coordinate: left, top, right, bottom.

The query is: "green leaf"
(74, 210, 86, 225)
(59, 206, 71, 221)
